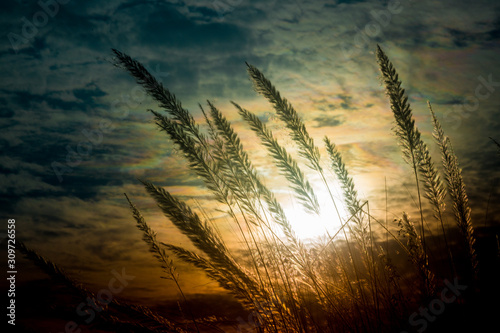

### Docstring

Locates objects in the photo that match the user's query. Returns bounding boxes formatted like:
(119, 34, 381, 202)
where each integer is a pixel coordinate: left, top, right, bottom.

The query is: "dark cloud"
(4, 89, 103, 113)
(324, 0, 368, 9)
(0, 107, 15, 118)
(115, 3, 255, 52)
(337, 94, 357, 110)
(84, 231, 134, 262)
(73, 83, 107, 103)
(448, 27, 496, 48)
(448, 15, 500, 48)
(186, 5, 224, 21)
(313, 115, 344, 128)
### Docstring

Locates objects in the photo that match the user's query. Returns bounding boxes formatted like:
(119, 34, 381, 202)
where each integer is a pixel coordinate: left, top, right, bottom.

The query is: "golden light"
(282, 185, 347, 241)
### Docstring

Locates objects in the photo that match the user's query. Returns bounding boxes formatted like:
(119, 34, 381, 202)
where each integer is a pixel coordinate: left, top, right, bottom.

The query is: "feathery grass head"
(246, 63, 322, 173)
(125, 193, 179, 281)
(430, 104, 478, 281)
(112, 49, 198, 135)
(376, 45, 422, 167)
(324, 137, 367, 245)
(19, 240, 185, 333)
(237, 103, 320, 215)
(376, 45, 436, 261)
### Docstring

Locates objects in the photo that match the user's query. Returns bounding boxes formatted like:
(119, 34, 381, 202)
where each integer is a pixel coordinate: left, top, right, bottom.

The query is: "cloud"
(0, 170, 60, 195)
(0, 106, 15, 118)
(313, 115, 344, 127)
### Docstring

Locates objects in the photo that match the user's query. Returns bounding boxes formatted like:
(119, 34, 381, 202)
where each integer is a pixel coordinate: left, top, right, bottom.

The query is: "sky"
(1, 0, 500, 316)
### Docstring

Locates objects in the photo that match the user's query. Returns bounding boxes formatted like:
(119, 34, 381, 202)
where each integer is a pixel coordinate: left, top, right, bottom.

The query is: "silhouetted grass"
(19, 46, 497, 332)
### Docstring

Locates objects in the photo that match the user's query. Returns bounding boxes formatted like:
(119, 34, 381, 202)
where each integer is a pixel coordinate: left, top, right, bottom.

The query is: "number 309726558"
(7, 219, 16, 265)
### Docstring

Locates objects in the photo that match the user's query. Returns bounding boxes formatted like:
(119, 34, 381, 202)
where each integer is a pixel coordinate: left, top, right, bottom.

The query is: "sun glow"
(283, 188, 348, 241)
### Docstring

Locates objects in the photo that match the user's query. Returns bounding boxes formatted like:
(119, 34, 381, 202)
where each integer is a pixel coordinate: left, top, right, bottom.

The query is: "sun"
(283, 186, 347, 241)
